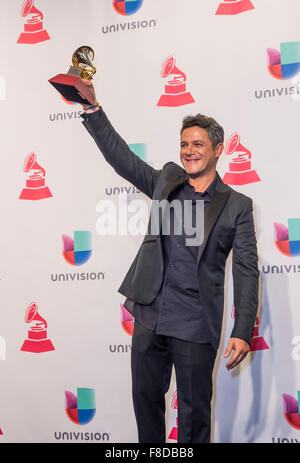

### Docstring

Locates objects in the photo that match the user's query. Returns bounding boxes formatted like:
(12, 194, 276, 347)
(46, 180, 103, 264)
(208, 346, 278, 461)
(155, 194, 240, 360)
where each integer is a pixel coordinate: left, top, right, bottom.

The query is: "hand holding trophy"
(49, 46, 97, 105)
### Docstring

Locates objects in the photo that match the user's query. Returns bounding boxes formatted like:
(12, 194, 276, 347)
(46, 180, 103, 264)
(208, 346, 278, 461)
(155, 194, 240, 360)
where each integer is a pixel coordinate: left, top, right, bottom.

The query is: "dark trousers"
(131, 322, 217, 443)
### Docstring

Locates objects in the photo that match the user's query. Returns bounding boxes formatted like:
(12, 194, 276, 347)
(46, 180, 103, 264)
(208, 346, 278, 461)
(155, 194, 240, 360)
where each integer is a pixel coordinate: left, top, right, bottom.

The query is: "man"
(79, 81, 259, 443)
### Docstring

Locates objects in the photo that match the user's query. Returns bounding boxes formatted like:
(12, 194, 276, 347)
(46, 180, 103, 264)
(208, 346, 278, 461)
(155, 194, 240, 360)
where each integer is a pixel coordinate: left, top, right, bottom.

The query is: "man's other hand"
(224, 337, 250, 370)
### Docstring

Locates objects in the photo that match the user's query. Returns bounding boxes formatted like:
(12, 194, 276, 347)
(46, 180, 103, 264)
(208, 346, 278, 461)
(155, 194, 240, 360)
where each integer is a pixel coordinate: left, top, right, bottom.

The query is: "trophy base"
(19, 187, 52, 201)
(222, 169, 260, 185)
(21, 338, 55, 353)
(49, 74, 94, 105)
(215, 0, 254, 15)
(157, 92, 195, 107)
(250, 336, 269, 352)
(17, 29, 50, 44)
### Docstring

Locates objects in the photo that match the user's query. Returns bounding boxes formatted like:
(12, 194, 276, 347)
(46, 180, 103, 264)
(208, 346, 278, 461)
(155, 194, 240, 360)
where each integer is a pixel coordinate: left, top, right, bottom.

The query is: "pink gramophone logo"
(168, 390, 178, 441)
(17, 0, 50, 44)
(250, 316, 269, 352)
(222, 132, 260, 185)
(157, 56, 195, 107)
(19, 152, 52, 200)
(20, 302, 55, 353)
(215, 0, 254, 15)
(231, 306, 268, 352)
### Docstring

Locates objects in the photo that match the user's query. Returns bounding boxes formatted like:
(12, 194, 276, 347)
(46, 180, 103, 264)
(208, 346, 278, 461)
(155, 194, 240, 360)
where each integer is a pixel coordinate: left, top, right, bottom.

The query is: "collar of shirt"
(183, 173, 218, 198)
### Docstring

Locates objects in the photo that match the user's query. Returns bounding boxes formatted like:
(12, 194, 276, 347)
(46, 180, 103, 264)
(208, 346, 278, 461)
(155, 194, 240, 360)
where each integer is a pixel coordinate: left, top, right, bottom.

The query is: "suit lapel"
(150, 173, 186, 237)
(160, 174, 187, 200)
(196, 176, 231, 265)
(156, 171, 231, 264)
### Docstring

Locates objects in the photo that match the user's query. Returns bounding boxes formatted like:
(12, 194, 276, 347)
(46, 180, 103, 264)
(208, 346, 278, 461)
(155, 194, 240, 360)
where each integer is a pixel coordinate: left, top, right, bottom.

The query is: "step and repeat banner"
(0, 0, 300, 444)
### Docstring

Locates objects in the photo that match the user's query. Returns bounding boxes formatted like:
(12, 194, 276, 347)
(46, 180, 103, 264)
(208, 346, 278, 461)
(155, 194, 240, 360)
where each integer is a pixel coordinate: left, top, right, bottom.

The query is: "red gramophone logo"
(20, 302, 55, 353)
(157, 56, 195, 107)
(250, 317, 269, 352)
(19, 152, 52, 200)
(215, 0, 254, 15)
(168, 390, 178, 441)
(222, 132, 260, 185)
(231, 306, 268, 352)
(17, 0, 50, 44)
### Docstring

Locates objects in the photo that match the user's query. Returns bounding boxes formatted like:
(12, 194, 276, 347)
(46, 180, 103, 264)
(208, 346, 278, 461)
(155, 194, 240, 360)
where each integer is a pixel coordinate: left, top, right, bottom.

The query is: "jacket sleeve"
(81, 108, 161, 198)
(231, 198, 259, 346)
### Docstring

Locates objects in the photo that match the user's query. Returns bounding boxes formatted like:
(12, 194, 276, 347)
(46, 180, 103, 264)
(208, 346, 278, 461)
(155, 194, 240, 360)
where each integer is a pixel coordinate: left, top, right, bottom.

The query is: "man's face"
(180, 126, 223, 178)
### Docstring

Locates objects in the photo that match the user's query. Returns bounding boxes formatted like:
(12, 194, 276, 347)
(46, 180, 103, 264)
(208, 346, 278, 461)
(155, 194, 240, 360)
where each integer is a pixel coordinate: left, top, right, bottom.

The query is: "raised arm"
(80, 80, 161, 198)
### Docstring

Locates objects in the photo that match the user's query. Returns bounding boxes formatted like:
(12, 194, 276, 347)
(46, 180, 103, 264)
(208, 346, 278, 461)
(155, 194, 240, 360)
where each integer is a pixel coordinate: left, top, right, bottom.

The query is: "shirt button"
(176, 243, 180, 248)
(170, 263, 175, 268)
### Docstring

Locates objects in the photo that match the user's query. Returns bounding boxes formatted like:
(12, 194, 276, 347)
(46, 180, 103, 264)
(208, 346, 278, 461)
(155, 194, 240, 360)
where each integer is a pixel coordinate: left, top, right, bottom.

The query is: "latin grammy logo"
(222, 132, 260, 185)
(250, 317, 269, 352)
(20, 302, 55, 353)
(157, 56, 195, 107)
(168, 390, 178, 441)
(231, 306, 268, 352)
(215, 0, 255, 15)
(17, 0, 50, 44)
(19, 152, 52, 200)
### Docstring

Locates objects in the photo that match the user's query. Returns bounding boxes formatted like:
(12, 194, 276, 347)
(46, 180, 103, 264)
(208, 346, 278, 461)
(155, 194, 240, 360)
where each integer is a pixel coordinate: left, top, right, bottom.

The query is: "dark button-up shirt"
(132, 174, 218, 343)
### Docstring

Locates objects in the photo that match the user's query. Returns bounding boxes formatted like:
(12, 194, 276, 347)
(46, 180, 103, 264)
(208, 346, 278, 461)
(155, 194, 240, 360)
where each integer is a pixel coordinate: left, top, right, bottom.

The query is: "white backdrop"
(0, 0, 300, 443)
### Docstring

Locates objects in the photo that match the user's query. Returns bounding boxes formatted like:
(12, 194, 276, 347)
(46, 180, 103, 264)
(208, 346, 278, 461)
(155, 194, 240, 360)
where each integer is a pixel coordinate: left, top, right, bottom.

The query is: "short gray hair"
(180, 114, 224, 149)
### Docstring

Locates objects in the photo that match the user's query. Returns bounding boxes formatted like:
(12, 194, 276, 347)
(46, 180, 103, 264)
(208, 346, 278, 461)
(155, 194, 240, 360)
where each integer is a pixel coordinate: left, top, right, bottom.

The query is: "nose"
(185, 145, 198, 156)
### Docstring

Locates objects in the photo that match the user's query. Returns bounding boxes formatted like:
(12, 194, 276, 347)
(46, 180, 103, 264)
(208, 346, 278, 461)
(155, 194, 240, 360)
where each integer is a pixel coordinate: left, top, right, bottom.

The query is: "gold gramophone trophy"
(49, 46, 96, 104)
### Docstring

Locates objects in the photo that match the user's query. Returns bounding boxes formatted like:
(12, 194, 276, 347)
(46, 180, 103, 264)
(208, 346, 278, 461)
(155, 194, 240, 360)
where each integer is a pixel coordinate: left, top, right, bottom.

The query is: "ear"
(215, 143, 224, 160)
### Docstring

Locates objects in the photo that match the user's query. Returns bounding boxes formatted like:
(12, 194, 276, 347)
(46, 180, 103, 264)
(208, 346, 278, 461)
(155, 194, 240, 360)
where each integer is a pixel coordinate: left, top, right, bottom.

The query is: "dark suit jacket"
(82, 108, 259, 350)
